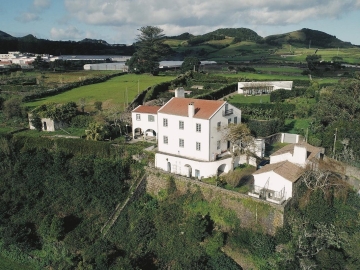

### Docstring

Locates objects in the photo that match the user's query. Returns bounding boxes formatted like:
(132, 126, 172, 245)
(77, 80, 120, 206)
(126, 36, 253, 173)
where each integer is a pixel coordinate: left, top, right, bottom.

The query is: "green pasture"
(228, 94, 270, 104)
(254, 66, 304, 74)
(14, 70, 120, 87)
(25, 74, 175, 111)
(216, 72, 308, 81)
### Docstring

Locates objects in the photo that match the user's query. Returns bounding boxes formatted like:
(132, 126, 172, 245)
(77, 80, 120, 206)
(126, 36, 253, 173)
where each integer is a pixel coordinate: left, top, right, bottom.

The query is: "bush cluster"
(270, 89, 306, 102)
(247, 118, 285, 137)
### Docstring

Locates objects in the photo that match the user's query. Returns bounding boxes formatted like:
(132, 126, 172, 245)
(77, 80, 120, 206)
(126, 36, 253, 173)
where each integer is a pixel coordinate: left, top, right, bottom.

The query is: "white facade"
(249, 142, 324, 204)
(270, 145, 307, 167)
(131, 105, 160, 137)
(251, 169, 293, 202)
(131, 91, 243, 179)
(238, 81, 293, 95)
(156, 98, 241, 178)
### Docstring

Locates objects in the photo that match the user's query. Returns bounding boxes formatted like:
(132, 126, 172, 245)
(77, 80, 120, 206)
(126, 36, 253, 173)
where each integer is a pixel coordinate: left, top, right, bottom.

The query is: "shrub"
(71, 115, 93, 128)
(247, 118, 285, 137)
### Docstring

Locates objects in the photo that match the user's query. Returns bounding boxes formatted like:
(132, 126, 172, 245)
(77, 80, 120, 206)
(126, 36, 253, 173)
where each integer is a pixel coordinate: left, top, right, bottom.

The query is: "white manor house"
(132, 88, 250, 179)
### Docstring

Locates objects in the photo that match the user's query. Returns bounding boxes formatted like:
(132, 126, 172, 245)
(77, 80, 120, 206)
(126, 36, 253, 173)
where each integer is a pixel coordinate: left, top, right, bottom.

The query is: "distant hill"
(0, 27, 356, 58)
(264, 28, 353, 48)
(80, 38, 109, 45)
(0, 31, 135, 55)
(0, 30, 15, 39)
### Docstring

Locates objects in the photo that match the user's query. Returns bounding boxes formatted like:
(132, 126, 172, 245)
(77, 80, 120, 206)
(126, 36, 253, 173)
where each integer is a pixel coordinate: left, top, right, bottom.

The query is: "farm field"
(254, 66, 304, 74)
(14, 70, 120, 87)
(25, 74, 175, 111)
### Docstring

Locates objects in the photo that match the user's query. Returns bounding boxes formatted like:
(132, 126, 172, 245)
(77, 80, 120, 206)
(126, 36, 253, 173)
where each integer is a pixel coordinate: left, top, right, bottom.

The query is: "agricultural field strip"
(25, 74, 175, 110)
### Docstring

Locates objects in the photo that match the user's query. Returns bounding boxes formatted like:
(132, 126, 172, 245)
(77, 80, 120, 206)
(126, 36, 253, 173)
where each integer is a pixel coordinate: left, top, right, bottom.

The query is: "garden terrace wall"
(145, 167, 287, 235)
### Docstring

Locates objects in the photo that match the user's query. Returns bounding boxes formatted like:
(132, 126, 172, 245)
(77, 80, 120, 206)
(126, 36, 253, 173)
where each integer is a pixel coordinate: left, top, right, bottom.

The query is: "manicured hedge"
(230, 102, 296, 113)
(270, 89, 306, 102)
(247, 118, 284, 137)
(194, 83, 238, 100)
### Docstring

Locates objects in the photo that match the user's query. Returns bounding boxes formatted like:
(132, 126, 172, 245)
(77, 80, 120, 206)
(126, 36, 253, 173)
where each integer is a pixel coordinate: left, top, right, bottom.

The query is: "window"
(217, 140, 221, 150)
(217, 121, 221, 131)
(163, 136, 168, 144)
(163, 118, 168, 127)
(196, 123, 201, 132)
(179, 138, 184, 147)
(136, 114, 140, 120)
(179, 121, 184, 130)
(228, 118, 231, 124)
(196, 142, 201, 151)
(148, 115, 155, 122)
(195, 169, 200, 178)
(234, 116, 238, 124)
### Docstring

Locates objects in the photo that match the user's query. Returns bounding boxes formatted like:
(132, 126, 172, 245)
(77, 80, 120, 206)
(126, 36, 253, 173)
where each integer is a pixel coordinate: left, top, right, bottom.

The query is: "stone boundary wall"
(145, 167, 287, 235)
(345, 165, 360, 191)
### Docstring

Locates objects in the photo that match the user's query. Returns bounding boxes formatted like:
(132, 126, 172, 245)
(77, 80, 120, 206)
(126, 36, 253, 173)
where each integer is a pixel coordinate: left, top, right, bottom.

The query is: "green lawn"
(283, 118, 311, 134)
(255, 66, 304, 74)
(228, 94, 270, 104)
(217, 72, 309, 81)
(25, 74, 175, 111)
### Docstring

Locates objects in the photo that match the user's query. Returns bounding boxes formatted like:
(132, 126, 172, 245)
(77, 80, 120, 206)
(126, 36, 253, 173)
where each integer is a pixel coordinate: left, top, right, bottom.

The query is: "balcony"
(248, 185, 285, 204)
(224, 109, 233, 116)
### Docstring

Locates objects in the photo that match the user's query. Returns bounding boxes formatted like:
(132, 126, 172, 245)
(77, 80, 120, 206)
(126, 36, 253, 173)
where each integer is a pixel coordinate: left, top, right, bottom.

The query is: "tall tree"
(181, 57, 200, 72)
(222, 123, 254, 170)
(128, 26, 171, 75)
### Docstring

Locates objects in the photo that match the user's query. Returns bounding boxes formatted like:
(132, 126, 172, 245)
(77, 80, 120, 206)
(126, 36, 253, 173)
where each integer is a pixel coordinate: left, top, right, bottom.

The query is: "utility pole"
(126, 87, 128, 107)
(138, 80, 139, 95)
(333, 128, 337, 159)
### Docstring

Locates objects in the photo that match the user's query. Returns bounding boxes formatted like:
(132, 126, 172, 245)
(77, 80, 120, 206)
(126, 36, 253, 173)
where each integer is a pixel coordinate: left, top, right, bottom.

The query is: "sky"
(1, 0, 360, 46)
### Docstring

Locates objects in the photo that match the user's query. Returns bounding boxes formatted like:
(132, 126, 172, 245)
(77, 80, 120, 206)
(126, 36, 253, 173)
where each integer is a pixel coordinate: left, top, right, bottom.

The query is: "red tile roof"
(132, 105, 161, 114)
(158, 97, 225, 119)
(253, 161, 304, 183)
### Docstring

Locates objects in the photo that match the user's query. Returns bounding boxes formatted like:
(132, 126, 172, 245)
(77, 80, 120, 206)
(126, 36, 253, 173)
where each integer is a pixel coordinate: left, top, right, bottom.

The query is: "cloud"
(33, 0, 51, 11)
(16, 12, 40, 23)
(16, 0, 51, 23)
(50, 26, 83, 40)
(63, 0, 360, 35)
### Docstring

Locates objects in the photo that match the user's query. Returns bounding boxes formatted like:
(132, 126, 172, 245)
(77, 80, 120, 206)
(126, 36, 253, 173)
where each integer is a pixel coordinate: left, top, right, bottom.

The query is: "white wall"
(253, 171, 293, 200)
(270, 153, 291, 164)
(155, 153, 233, 179)
(270, 146, 307, 167)
(158, 113, 210, 161)
(29, 117, 65, 132)
(208, 103, 242, 159)
(131, 112, 158, 138)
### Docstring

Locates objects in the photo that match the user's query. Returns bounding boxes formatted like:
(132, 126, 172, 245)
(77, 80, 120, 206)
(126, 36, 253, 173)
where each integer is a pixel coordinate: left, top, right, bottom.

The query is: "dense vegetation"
(0, 136, 359, 269)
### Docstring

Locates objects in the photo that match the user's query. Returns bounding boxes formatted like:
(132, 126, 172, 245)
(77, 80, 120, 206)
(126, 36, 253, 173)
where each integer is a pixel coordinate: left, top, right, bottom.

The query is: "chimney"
(188, 102, 195, 118)
(293, 145, 307, 165)
(175, 87, 185, 98)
